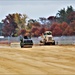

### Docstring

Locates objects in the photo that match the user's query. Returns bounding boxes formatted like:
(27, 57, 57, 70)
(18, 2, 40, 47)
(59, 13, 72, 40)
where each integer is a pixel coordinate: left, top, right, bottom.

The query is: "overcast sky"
(0, 0, 75, 22)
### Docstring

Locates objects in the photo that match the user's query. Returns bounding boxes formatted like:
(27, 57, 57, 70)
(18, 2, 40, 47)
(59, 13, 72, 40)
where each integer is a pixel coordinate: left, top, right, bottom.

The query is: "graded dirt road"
(0, 45, 75, 75)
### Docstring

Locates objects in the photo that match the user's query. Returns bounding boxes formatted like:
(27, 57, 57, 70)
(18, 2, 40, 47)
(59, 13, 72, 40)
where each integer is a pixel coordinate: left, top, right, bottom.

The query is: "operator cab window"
(47, 32, 52, 35)
(24, 36, 28, 39)
(44, 32, 52, 35)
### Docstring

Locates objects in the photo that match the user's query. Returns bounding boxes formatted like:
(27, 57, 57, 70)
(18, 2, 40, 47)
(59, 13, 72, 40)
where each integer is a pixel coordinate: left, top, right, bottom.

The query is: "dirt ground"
(0, 45, 75, 75)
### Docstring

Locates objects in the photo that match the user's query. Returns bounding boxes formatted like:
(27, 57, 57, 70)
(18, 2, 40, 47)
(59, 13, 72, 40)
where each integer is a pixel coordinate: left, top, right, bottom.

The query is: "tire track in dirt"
(0, 46, 75, 74)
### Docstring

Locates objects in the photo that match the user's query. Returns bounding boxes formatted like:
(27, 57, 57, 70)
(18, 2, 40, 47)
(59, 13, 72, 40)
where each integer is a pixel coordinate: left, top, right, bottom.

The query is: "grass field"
(0, 45, 75, 75)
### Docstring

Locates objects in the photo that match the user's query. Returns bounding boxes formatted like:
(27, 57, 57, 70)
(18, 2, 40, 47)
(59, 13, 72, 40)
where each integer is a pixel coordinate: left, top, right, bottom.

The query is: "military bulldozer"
(40, 31, 55, 45)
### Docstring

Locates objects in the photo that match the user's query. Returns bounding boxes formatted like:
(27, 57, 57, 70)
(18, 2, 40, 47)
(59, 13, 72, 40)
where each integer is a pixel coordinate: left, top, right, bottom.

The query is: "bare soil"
(0, 45, 75, 75)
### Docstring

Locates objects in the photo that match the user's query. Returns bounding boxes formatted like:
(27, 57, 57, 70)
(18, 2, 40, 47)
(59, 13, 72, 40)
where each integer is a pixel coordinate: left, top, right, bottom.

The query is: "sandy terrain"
(0, 45, 75, 75)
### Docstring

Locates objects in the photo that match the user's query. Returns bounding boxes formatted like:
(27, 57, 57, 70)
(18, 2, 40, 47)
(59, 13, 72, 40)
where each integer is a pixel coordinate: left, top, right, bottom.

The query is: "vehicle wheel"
(40, 40, 43, 43)
(52, 41, 55, 45)
(29, 46, 33, 48)
(20, 42, 24, 48)
(44, 42, 48, 45)
(21, 45, 23, 48)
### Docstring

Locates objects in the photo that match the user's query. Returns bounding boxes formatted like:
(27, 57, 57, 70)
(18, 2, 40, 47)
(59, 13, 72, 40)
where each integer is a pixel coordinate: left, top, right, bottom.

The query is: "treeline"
(30, 22, 75, 37)
(1, 6, 75, 37)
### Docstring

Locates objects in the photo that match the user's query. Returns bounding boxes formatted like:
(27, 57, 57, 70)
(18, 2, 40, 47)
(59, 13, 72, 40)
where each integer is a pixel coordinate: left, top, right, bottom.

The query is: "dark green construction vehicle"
(20, 36, 33, 48)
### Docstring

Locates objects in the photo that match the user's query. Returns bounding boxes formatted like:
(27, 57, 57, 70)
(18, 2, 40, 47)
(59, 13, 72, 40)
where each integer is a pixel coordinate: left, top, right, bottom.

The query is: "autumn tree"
(56, 8, 67, 23)
(39, 17, 51, 28)
(2, 24, 14, 36)
(20, 29, 26, 36)
(34, 29, 40, 37)
(27, 19, 35, 29)
(2, 14, 18, 36)
(70, 20, 75, 35)
(63, 26, 73, 36)
(49, 22, 58, 31)
(56, 6, 74, 23)
(31, 27, 40, 37)
(52, 25, 62, 36)
(47, 16, 56, 24)
(39, 17, 47, 24)
(27, 19, 40, 29)
(2, 13, 28, 36)
(60, 22, 68, 35)
(67, 11, 75, 23)
(14, 13, 27, 30)
(60, 22, 68, 31)
(39, 27, 45, 35)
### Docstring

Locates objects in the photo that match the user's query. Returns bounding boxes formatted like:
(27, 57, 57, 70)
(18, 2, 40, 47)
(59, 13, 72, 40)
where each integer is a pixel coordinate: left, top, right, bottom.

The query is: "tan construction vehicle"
(40, 31, 55, 45)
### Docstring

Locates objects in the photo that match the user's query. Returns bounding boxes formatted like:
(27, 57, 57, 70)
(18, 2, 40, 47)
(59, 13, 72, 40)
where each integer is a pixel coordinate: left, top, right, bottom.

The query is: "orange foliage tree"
(67, 11, 75, 23)
(70, 20, 75, 35)
(2, 24, 14, 36)
(52, 25, 63, 36)
(31, 27, 40, 37)
(60, 22, 68, 31)
(63, 26, 73, 36)
(49, 23, 58, 31)
(20, 29, 26, 36)
(39, 27, 45, 35)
